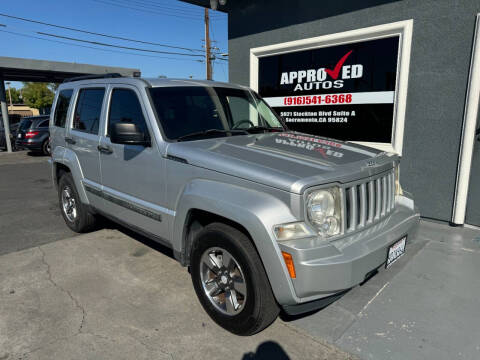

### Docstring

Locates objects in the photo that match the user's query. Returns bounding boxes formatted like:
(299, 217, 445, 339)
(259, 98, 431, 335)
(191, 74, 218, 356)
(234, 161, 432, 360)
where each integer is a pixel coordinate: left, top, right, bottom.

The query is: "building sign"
(258, 36, 399, 143)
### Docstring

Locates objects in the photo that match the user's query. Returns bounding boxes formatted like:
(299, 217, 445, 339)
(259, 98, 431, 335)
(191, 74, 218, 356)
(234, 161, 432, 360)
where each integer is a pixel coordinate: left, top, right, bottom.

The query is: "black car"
(15, 115, 51, 155)
(0, 114, 22, 150)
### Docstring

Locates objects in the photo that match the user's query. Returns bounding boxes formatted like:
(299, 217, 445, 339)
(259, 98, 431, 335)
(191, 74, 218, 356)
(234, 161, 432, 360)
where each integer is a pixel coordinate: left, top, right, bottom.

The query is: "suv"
(15, 115, 51, 155)
(50, 74, 419, 335)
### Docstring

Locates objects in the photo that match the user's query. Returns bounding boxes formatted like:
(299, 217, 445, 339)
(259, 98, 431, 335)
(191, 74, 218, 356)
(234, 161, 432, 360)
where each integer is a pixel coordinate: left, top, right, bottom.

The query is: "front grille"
(344, 169, 395, 233)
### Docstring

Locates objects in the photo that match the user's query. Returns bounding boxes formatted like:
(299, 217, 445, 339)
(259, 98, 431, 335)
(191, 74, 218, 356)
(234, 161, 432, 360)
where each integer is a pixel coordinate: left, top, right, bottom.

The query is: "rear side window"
(54, 89, 73, 128)
(108, 89, 148, 136)
(38, 120, 49, 128)
(73, 88, 105, 134)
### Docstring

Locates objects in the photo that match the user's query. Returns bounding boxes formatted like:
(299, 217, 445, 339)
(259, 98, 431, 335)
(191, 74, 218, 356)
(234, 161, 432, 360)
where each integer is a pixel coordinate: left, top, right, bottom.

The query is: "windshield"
(148, 86, 286, 141)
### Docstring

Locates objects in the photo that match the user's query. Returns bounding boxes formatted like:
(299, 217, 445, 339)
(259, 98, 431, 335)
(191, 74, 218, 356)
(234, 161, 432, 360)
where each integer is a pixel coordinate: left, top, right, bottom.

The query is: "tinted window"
(148, 86, 284, 140)
(108, 89, 148, 136)
(54, 89, 73, 128)
(38, 120, 50, 128)
(73, 88, 105, 134)
(19, 119, 33, 132)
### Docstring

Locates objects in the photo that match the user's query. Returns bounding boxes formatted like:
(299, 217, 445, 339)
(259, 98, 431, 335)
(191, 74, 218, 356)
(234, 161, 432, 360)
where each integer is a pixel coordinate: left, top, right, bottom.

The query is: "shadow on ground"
(101, 216, 175, 259)
(242, 341, 290, 360)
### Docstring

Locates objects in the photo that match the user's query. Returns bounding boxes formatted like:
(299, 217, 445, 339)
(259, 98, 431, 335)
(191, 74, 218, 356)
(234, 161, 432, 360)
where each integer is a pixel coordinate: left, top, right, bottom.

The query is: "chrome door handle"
(65, 137, 76, 145)
(97, 144, 113, 154)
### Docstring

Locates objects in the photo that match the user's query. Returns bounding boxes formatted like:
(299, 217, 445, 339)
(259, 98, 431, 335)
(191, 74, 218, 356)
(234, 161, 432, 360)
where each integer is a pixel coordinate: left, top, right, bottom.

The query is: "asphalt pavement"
(1, 151, 480, 360)
(0, 151, 76, 255)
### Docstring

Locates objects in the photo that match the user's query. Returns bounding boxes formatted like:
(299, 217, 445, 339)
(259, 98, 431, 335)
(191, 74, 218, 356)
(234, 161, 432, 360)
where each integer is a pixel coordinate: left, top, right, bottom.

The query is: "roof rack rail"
(63, 73, 123, 83)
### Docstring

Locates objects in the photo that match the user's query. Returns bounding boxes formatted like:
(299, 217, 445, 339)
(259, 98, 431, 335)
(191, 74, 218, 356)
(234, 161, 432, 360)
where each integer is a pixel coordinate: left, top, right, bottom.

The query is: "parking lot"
(1, 151, 480, 360)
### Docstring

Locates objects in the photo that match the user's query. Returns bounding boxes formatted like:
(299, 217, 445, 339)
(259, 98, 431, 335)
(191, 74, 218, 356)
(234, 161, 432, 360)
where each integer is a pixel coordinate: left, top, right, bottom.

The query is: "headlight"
(307, 187, 343, 237)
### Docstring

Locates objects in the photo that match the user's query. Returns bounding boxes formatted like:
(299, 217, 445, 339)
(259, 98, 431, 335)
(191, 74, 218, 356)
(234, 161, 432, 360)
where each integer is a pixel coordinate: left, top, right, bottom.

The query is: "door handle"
(97, 144, 113, 154)
(65, 136, 76, 145)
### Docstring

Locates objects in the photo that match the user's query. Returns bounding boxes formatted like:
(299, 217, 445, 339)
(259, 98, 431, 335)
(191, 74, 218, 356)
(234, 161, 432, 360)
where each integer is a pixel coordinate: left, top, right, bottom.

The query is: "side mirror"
(110, 122, 150, 146)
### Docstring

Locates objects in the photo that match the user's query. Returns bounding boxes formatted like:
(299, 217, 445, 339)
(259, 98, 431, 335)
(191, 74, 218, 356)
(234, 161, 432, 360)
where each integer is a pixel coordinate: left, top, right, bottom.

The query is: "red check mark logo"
(325, 50, 353, 80)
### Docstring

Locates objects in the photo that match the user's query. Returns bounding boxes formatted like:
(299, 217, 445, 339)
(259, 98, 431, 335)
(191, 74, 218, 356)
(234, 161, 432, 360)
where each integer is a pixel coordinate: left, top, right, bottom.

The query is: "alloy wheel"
(61, 186, 77, 222)
(200, 247, 247, 316)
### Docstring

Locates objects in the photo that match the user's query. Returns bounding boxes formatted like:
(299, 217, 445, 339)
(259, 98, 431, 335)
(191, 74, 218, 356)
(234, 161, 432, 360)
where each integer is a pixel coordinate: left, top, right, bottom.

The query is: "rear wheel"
(42, 139, 50, 156)
(190, 223, 279, 335)
(58, 172, 97, 232)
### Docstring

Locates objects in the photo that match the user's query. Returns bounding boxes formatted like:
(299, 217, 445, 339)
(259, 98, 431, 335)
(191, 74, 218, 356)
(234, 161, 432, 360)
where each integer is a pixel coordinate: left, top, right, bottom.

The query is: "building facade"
(184, 0, 480, 227)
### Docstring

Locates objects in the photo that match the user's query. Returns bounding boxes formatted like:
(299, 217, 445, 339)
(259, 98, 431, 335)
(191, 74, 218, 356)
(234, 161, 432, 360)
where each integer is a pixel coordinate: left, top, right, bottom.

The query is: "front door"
(98, 85, 169, 240)
(67, 86, 106, 209)
(466, 117, 480, 227)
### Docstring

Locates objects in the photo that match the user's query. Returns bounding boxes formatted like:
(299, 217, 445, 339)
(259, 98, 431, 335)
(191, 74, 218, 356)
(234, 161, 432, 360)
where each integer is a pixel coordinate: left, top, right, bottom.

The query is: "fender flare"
(52, 146, 89, 204)
(173, 179, 299, 305)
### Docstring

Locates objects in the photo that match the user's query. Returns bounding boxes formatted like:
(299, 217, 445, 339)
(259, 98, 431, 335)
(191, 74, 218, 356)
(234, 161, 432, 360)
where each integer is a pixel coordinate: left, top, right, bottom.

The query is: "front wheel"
(190, 223, 279, 335)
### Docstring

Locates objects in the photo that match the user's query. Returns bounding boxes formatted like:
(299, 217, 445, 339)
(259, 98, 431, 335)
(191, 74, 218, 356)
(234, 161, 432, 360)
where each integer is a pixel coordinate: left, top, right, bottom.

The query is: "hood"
(166, 132, 398, 194)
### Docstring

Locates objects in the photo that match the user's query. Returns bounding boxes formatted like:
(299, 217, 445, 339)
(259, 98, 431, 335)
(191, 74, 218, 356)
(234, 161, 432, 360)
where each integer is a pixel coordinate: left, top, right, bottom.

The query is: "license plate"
(386, 236, 406, 268)
(17, 133, 21, 138)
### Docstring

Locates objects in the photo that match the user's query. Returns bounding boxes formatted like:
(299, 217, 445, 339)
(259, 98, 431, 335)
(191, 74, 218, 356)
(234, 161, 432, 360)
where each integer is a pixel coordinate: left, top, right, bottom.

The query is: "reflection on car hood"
(166, 132, 397, 194)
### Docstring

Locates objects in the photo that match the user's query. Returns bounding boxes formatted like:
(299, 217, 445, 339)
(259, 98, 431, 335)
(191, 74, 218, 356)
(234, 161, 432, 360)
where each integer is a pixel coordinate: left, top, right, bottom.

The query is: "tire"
(42, 139, 50, 156)
(190, 222, 279, 335)
(58, 172, 97, 233)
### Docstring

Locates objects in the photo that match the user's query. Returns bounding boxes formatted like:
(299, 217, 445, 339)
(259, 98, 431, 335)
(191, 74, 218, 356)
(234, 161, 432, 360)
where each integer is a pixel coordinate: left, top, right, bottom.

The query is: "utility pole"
(204, 7, 212, 80)
(0, 78, 12, 153)
(6, 82, 13, 111)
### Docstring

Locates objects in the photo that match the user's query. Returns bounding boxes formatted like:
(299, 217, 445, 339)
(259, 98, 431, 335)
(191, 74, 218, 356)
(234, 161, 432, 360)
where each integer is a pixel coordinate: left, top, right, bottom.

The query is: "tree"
(6, 87, 21, 104)
(21, 82, 55, 110)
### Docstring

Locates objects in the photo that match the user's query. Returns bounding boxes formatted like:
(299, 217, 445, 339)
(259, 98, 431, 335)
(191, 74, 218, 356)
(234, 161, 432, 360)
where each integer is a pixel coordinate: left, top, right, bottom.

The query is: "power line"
(92, 0, 226, 21)
(0, 12, 205, 53)
(118, 0, 223, 14)
(36, 31, 205, 57)
(92, 0, 204, 20)
(112, 0, 225, 17)
(0, 28, 205, 63)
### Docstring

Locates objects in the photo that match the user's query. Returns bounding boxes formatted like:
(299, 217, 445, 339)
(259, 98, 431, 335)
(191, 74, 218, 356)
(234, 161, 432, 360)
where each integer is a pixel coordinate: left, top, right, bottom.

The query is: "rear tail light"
(25, 131, 39, 138)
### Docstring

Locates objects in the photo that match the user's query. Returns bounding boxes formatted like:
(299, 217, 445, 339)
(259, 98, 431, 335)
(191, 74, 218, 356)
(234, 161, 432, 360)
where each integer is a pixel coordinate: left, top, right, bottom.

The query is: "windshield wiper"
(176, 128, 248, 142)
(244, 126, 285, 133)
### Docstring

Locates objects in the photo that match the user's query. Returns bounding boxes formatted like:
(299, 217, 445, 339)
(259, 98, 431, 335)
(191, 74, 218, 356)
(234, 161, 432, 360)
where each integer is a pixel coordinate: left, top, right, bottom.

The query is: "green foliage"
(6, 87, 21, 104)
(21, 82, 55, 110)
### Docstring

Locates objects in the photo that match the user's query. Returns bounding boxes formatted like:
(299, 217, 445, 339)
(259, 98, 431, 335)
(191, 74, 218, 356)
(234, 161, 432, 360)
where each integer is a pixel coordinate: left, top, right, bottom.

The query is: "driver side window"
(108, 88, 148, 137)
(226, 96, 260, 127)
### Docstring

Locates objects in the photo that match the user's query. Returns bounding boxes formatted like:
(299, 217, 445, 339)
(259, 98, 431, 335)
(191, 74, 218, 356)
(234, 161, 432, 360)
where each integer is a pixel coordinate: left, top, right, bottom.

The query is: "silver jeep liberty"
(50, 74, 419, 335)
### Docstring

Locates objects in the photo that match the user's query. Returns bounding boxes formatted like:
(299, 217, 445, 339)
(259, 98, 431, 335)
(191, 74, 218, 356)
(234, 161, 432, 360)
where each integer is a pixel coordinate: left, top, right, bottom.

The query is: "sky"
(0, 0, 228, 89)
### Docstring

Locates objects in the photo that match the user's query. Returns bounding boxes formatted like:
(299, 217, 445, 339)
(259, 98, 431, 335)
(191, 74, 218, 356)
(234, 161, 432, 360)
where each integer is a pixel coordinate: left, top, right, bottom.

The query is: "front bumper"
(277, 196, 419, 313)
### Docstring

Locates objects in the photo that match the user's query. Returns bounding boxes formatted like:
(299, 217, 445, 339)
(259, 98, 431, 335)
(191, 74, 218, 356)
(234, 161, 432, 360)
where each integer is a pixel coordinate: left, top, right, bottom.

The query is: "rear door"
(66, 86, 106, 209)
(98, 85, 168, 240)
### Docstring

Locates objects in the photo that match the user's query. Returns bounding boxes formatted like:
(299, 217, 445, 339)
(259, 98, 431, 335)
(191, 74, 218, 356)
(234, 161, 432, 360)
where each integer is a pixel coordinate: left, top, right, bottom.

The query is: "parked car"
(50, 74, 419, 335)
(0, 114, 22, 150)
(15, 115, 51, 155)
